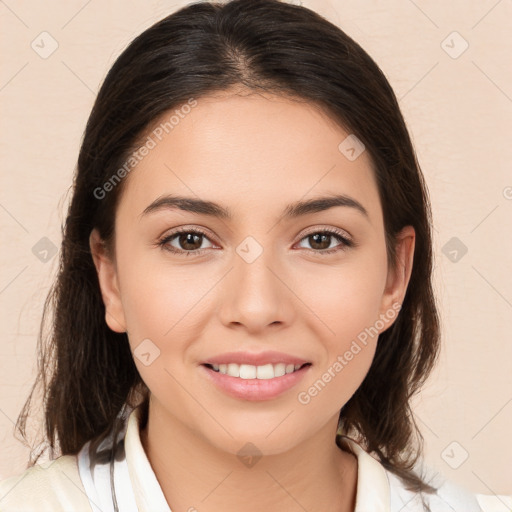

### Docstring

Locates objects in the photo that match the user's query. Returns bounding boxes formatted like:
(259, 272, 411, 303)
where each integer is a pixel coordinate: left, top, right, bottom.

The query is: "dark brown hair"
(16, 0, 440, 503)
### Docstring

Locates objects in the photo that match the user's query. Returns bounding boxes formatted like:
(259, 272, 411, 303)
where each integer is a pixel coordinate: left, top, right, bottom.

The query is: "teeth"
(211, 363, 304, 379)
(228, 363, 243, 377)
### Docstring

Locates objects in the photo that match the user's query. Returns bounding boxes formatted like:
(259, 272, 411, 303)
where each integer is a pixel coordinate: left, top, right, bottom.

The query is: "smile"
(205, 362, 310, 379)
(201, 363, 312, 401)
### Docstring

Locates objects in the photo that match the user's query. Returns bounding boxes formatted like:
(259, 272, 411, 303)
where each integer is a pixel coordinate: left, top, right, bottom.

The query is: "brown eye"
(307, 233, 334, 250)
(159, 228, 214, 256)
(175, 232, 204, 251)
(296, 229, 353, 255)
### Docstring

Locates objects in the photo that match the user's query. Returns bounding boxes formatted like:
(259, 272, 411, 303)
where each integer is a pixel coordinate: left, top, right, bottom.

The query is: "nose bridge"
(219, 233, 292, 329)
(234, 233, 281, 298)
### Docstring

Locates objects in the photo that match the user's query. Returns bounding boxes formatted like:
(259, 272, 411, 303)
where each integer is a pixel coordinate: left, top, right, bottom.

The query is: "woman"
(0, 0, 496, 510)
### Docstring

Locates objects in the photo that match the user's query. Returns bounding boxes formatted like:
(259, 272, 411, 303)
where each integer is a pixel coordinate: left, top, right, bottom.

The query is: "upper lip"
(202, 351, 311, 367)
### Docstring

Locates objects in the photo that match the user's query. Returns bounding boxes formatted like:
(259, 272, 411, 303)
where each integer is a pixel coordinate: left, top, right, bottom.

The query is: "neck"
(139, 400, 358, 512)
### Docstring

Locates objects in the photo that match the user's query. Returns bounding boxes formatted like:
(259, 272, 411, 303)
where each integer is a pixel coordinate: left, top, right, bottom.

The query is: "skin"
(90, 88, 415, 512)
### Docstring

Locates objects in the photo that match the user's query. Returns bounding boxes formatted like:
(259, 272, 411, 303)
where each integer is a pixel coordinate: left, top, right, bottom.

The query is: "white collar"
(337, 435, 391, 511)
(79, 404, 393, 512)
(124, 406, 171, 511)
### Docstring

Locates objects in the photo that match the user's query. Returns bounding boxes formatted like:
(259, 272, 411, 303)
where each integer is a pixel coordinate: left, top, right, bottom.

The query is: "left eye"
(297, 231, 352, 253)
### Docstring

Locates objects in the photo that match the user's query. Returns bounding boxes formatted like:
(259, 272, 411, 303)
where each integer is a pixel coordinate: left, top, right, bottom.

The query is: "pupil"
(311, 233, 329, 250)
(181, 233, 201, 250)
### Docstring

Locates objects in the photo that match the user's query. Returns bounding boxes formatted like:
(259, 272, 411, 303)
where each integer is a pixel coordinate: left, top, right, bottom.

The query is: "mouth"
(200, 362, 312, 401)
(202, 362, 312, 380)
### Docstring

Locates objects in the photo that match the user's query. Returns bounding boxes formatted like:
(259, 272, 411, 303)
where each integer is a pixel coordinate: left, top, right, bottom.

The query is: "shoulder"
(0, 454, 93, 512)
(386, 464, 493, 512)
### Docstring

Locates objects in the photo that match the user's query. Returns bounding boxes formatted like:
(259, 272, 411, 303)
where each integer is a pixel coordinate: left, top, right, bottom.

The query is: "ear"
(89, 228, 127, 333)
(378, 225, 415, 331)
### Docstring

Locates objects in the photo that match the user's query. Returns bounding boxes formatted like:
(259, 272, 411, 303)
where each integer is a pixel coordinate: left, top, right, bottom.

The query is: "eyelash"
(157, 226, 354, 257)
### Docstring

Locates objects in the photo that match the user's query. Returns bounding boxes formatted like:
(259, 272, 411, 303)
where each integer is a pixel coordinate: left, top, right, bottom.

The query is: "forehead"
(116, 91, 382, 226)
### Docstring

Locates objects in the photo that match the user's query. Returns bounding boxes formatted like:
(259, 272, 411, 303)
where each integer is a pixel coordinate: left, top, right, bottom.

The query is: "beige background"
(1, 0, 511, 499)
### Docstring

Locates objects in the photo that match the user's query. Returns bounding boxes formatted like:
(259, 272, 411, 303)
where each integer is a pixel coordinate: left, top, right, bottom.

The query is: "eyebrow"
(140, 193, 369, 221)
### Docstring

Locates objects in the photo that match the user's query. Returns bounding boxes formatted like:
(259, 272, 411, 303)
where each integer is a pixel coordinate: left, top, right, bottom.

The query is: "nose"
(218, 241, 296, 334)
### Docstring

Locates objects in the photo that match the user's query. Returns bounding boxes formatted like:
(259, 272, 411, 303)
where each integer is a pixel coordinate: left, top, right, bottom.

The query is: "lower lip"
(200, 364, 311, 401)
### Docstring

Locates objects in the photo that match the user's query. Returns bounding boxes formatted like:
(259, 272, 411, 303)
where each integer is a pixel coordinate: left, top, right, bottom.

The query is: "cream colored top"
(0, 405, 509, 511)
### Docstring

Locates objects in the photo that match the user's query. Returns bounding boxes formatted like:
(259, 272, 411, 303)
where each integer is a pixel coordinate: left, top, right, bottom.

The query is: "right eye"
(158, 228, 216, 256)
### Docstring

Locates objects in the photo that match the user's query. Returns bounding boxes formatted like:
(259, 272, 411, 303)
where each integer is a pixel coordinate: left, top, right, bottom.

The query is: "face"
(90, 89, 415, 457)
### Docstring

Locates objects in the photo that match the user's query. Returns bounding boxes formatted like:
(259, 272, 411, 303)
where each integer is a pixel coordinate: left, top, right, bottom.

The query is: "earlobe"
(380, 226, 415, 325)
(89, 228, 127, 333)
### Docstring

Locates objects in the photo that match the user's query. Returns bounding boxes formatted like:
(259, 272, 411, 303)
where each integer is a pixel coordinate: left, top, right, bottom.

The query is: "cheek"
(299, 248, 388, 347)
(116, 265, 201, 401)
(114, 229, 207, 337)
(295, 316, 379, 422)
(114, 244, 217, 381)
(119, 268, 205, 350)
(294, 247, 388, 408)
